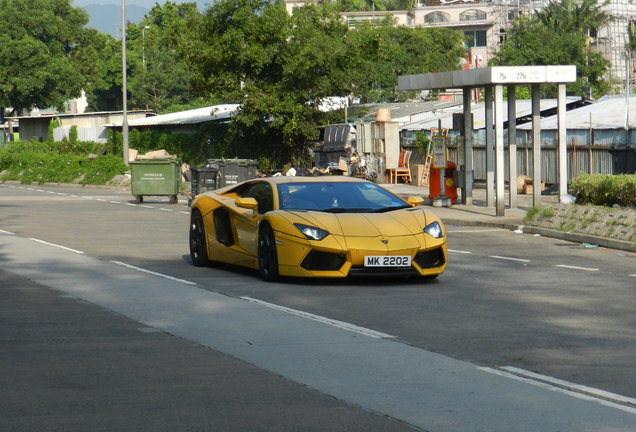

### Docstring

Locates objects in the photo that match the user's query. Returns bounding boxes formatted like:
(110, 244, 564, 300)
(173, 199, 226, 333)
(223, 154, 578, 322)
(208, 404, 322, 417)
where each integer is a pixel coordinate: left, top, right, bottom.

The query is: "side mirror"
(407, 196, 425, 206)
(236, 197, 258, 217)
(236, 197, 258, 209)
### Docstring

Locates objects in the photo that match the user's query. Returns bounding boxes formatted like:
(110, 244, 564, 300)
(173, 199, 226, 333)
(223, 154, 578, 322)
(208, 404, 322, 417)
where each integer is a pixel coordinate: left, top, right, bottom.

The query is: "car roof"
(259, 176, 370, 185)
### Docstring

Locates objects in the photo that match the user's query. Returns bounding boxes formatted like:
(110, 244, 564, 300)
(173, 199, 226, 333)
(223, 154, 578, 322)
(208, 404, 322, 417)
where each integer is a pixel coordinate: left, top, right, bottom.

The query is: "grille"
(414, 248, 445, 269)
(300, 250, 346, 271)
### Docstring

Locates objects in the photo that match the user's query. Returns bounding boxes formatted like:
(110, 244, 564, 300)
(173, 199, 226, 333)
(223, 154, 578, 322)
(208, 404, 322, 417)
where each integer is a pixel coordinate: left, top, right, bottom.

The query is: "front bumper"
(275, 231, 447, 278)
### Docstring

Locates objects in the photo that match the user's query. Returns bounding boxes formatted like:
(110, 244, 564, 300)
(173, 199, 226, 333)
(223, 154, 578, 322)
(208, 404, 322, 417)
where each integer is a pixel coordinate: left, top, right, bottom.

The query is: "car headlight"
(295, 223, 329, 241)
(423, 221, 444, 239)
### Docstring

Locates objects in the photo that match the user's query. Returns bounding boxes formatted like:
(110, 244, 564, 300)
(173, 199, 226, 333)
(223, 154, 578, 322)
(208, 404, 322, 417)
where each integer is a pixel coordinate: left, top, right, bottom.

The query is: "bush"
(570, 174, 636, 207)
(0, 139, 127, 185)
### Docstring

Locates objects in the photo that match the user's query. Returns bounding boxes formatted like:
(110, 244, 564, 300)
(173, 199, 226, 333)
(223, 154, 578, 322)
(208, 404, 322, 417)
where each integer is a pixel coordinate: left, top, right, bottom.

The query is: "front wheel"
(258, 223, 279, 281)
(189, 210, 210, 267)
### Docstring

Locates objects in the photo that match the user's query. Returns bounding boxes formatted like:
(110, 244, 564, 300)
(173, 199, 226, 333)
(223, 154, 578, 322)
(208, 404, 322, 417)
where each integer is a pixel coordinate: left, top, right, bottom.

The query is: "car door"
(233, 182, 274, 257)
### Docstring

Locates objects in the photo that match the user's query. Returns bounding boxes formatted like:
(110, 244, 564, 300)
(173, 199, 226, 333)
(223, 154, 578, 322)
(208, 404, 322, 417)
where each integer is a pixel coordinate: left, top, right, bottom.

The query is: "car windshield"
(278, 181, 411, 213)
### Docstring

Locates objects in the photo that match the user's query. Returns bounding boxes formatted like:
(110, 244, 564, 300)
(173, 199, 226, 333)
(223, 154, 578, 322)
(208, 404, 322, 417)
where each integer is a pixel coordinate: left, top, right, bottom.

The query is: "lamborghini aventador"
(189, 176, 447, 281)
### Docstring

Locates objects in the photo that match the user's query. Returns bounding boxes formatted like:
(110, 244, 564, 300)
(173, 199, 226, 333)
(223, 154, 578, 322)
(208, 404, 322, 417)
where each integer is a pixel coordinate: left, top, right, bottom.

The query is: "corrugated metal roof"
(355, 100, 463, 123)
(400, 97, 581, 131)
(517, 94, 636, 130)
(106, 104, 239, 127)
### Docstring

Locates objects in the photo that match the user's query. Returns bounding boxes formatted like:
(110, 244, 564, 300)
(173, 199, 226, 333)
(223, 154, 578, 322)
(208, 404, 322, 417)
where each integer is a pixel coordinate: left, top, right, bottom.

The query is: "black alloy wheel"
(258, 222, 279, 281)
(190, 210, 210, 267)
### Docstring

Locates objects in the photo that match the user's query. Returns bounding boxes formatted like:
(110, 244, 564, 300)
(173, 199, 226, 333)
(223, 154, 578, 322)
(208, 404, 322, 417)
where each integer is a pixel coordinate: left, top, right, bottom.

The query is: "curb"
(441, 216, 636, 253)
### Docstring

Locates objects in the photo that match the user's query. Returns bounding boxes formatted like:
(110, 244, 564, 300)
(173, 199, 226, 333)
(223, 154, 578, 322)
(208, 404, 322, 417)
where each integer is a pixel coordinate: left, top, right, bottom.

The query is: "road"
(1, 183, 635, 431)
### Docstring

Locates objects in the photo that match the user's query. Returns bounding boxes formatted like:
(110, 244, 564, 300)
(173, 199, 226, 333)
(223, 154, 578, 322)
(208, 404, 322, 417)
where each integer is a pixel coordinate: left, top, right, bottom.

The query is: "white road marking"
(110, 261, 197, 286)
(448, 249, 472, 254)
(241, 296, 396, 340)
(479, 367, 636, 414)
(29, 238, 84, 254)
(501, 366, 636, 408)
(179, 211, 190, 215)
(0, 229, 15, 235)
(159, 208, 173, 212)
(490, 255, 531, 263)
(555, 264, 599, 272)
(109, 200, 121, 204)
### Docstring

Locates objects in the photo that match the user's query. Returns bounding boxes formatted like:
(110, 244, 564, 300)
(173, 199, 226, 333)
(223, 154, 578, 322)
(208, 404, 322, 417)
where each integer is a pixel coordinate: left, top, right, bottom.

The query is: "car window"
(244, 182, 273, 214)
(279, 182, 408, 212)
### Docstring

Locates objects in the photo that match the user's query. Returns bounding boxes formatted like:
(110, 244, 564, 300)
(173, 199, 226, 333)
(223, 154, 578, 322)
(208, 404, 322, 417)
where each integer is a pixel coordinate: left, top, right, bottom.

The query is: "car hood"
(281, 207, 431, 238)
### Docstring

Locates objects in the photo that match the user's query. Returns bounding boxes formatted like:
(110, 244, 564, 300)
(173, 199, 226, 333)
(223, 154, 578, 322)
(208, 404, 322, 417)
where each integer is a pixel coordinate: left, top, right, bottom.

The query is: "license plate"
(364, 255, 411, 267)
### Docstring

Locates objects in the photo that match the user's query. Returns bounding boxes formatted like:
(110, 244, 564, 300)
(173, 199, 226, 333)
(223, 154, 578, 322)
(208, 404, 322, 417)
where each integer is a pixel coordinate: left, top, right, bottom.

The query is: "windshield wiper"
(318, 208, 373, 213)
(372, 205, 411, 213)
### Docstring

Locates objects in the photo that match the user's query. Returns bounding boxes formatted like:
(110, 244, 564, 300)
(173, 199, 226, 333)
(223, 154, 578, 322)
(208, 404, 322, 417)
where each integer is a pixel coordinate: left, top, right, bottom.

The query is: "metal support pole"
(121, 0, 129, 166)
(507, 85, 517, 209)
(462, 88, 473, 205)
(557, 83, 567, 199)
(531, 84, 541, 207)
(494, 84, 505, 216)
(485, 85, 494, 208)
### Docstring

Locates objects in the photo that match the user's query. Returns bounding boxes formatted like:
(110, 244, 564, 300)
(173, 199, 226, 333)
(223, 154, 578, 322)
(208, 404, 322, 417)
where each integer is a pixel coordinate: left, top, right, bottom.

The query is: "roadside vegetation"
(0, 138, 127, 185)
(524, 174, 636, 243)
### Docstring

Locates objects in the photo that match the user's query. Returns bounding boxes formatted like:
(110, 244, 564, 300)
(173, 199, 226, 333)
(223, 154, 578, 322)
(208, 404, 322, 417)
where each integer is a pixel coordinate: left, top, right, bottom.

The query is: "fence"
(403, 128, 636, 184)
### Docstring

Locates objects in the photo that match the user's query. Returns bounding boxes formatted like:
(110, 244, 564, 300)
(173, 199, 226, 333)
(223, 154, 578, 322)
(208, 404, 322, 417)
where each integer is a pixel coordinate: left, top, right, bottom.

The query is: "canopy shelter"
(398, 66, 577, 216)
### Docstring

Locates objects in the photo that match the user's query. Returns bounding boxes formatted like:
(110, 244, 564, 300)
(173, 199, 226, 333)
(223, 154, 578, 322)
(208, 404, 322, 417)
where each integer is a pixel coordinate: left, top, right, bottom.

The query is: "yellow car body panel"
(190, 176, 447, 280)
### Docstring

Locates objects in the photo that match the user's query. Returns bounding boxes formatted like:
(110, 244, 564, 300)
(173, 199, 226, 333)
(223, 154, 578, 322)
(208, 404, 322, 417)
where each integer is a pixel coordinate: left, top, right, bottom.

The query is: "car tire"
(258, 222, 279, 281)
(190, 209, 210, 267)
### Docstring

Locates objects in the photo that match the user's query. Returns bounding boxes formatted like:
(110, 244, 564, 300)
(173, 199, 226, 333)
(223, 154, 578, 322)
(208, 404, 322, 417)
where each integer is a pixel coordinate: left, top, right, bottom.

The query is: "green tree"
(492, 0, 612, 98)
(350, 21, 464, 102)
(0, 0, 96, 115)
(126, 2, 200, 112)
(81, 31, 124, 112)
(177, 0, 465, 165)
(181, 0, 356, 165)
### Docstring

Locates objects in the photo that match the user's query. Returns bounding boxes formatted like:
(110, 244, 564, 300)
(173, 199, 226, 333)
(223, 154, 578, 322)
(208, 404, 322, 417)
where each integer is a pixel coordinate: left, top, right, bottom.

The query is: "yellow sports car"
(189, 176, 447, 281)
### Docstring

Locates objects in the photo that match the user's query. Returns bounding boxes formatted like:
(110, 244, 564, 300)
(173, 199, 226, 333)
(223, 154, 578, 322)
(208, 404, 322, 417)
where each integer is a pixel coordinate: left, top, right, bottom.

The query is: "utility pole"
(121, 0, 129, 166)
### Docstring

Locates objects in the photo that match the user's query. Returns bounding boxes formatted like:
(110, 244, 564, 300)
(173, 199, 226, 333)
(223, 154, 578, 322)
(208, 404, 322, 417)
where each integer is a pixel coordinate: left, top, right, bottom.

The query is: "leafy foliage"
(176, 0, 464, 166)
(492, 0, 612, 98)
(0, 140, 127, 185)
(0, 0, 98, 114)
(569, 174, 636, 207)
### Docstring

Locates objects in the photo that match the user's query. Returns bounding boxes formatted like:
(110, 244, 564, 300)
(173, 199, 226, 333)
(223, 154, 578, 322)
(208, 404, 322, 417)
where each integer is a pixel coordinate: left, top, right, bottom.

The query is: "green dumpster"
(130, 159, 181, 204)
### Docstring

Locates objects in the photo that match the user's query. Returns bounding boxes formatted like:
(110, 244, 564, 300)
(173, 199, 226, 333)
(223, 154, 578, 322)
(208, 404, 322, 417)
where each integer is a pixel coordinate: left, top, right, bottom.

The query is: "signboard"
(432, 136, 448, 168)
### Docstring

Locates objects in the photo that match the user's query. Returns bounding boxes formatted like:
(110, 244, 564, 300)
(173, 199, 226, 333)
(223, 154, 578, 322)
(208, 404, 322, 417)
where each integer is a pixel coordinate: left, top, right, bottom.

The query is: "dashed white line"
(0, 229, 15, 235)
(555, 264, 599, 272)
(30, 238, 84, 254)
(448, 249, 472, 254)
(110, 261, 197, 285)
(241, 296, 396, 339)
(490, 255, 531, 263)
(109, 201, 121, 204)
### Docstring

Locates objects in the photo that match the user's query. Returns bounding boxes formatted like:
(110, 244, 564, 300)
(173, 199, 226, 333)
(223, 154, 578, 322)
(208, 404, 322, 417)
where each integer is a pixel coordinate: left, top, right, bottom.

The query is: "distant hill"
(76, 1, 210, 37)
(82, 4, 150, 36)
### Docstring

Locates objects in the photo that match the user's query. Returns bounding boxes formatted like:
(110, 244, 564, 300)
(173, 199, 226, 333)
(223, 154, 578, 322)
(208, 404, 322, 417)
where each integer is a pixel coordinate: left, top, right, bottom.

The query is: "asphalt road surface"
(1, 183, 635, 431)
